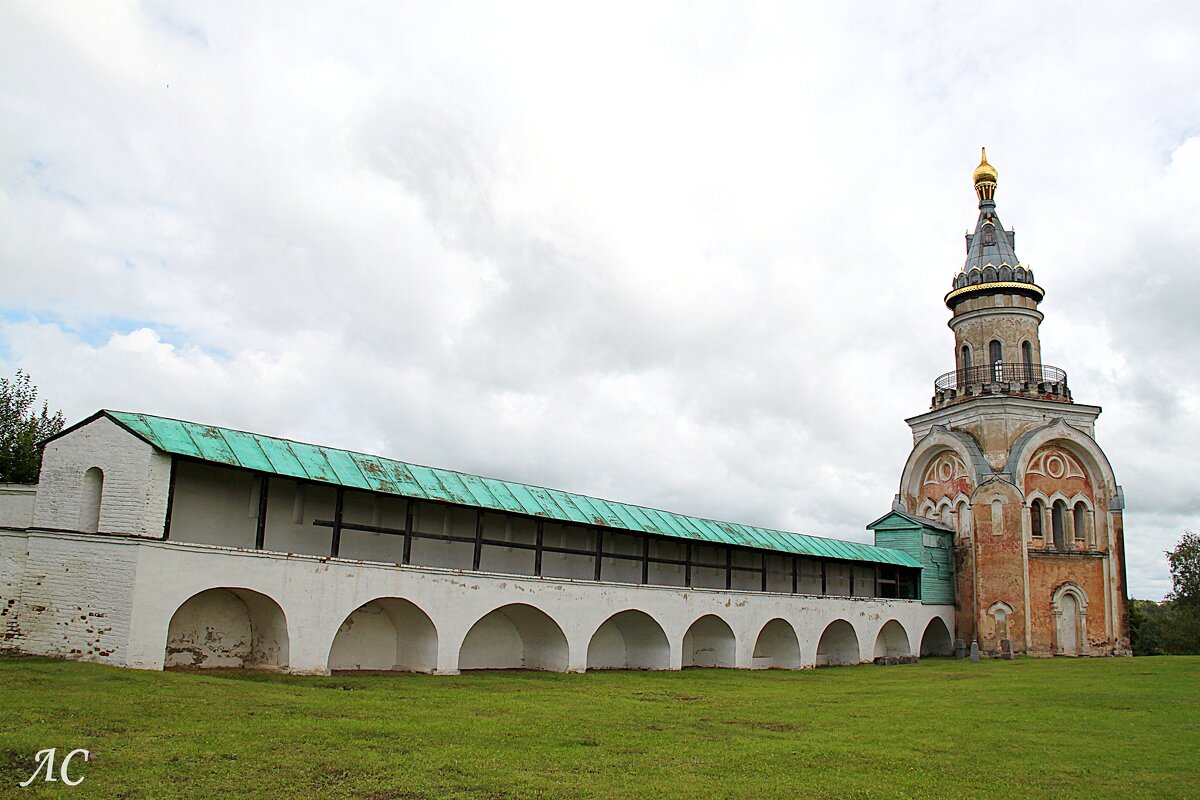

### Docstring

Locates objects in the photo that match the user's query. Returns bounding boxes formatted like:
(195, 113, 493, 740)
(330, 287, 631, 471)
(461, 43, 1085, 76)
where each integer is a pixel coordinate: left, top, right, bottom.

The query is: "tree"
(0, 370, 66, 484)
(1167, 531, 1200, 609)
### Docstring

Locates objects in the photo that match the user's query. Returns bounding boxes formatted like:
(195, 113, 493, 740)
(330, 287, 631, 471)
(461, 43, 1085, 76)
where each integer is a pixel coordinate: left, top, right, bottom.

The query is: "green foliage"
(1130, 598, 1200, 656)
(1167, 530, 1200, 608)
(0, 370, 65, 484)
(1, 655, 1198, 798)
(1132, 532, 1200, 656)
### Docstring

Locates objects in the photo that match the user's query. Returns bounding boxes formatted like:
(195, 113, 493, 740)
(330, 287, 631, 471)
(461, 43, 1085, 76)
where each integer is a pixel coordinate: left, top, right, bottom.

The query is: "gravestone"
(969, 640, 980, 663)
(955, 639, 966, 660)
(1001, 638, 1014, 660)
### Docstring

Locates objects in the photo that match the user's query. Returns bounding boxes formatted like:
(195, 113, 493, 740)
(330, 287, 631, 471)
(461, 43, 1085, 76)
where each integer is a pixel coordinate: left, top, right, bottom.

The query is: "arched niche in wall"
(586, 610, 670, 670)
(327, 597, 438, 673)
(79, 467, 103, 533)
(815, 619, 860, 667)
(681, 615, 735, 668)
(459, 603, 568, 672)
(165, 587, 290, 670)
(919, 617, 953, 657)
(752, 618, 801, 669)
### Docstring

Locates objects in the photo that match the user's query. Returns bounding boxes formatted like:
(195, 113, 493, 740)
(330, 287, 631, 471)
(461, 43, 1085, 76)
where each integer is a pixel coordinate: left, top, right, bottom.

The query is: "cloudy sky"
(3, 2, 1198, 599)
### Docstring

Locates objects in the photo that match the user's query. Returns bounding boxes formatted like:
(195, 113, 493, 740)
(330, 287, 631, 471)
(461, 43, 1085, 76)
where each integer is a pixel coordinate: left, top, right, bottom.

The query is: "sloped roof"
(77, 410, 921, 568)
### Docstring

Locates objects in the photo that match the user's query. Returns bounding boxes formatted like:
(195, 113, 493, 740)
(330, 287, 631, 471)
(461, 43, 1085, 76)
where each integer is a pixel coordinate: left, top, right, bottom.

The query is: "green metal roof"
(97, 410, 921, 569)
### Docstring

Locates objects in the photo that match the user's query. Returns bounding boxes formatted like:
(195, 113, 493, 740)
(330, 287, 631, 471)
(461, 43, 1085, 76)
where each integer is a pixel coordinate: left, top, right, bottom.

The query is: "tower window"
(1073, 502, 1088, 548)
(1030, 500, 1044, 539)
(961, 345, 972, 374)
(989, 340, 1003, 381)
(1052, 500, 1067, 549)
(1021, 340, 1033, 380)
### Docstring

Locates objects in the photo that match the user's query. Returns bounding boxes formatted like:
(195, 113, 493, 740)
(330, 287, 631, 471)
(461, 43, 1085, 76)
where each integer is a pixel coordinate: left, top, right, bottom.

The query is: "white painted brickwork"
(34, 416, 171, 538)
(0, 532, 28, 647)
(0, 484, 36, 529)
(5, 532, 136, 662)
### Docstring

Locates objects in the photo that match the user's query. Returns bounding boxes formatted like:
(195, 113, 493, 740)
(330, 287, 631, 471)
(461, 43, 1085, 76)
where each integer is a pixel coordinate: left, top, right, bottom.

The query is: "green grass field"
(1, 655, 1197, 799)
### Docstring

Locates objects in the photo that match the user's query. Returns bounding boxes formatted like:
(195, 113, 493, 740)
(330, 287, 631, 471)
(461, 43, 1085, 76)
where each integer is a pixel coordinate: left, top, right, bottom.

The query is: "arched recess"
(1052, 583, 1088, 657)
(328, 598, 438, 673)
(752, 618, 801, 669)
(920, 617, 953, 657)
(872, 620, 912, 660)
(459, 603, 568, 671)
(165, 587, 289, 670)
(815, 619, 860, 666)
(987, 601, 1014, 642)
(79, 467, 103, 533)
(681, 614, 736, 668)
(586, 610, 670, 670)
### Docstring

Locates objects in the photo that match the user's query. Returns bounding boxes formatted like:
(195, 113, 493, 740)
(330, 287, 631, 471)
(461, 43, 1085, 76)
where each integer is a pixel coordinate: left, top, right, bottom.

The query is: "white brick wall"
(34, 416, 172, 538)
(0, 484, 36, 529)
(0, 531, 28, 648)
(6, 532, 137, 662)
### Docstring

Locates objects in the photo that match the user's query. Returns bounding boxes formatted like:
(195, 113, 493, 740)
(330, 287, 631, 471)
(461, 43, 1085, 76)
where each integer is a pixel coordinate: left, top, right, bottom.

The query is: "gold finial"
(973, 147, 998, 186)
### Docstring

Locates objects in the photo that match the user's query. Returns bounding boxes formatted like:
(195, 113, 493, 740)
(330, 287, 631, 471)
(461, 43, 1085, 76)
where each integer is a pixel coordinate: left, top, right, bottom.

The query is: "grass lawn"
(0, 654, 1197, 799)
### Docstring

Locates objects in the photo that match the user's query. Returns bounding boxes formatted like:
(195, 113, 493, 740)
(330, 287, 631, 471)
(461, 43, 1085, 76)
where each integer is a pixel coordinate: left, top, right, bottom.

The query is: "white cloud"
(2, 1, 1198, 598)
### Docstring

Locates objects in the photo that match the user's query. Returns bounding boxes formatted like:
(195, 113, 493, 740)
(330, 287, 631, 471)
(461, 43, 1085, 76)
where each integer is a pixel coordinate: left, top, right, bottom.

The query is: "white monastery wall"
(7, 414, 954, 676)
(5, 529, 954, 676)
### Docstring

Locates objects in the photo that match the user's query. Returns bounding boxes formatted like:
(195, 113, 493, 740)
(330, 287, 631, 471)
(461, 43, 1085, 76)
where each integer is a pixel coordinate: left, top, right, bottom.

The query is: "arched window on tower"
(1073, 502, 1089, 548)
(1021, 340, 1033, 381)
(960, 344, 972, 386)
(1030, 499, 1044, 541)
(1051, 500, 1067, 549)
(989, 339, 1003, 381)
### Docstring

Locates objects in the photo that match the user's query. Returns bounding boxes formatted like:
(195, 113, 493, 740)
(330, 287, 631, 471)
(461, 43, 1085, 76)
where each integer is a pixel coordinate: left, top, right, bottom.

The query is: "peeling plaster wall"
(5, 531, 136, 663)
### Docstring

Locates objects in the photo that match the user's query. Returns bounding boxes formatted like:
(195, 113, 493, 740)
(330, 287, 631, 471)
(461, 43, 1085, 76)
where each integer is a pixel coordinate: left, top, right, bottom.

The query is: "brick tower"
(895, 150, 1130, 656)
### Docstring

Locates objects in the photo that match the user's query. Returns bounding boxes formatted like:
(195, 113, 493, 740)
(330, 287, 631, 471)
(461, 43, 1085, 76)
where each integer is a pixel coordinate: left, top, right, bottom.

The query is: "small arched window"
(1073, 502, 1088, 548)
(989, 340, 1003, 381)
(991, 499, 1003, 536)
(80, 467, 104, 533)
(1052, 500, 1067, 549)
(961, 344, 972, 372)
(1030, 499, 1044, 539)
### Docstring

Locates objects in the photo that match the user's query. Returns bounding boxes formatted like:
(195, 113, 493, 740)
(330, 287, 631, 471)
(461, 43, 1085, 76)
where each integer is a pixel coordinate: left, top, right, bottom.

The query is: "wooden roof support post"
(330, 487, 345, 558)
(254, 475, 269, 550)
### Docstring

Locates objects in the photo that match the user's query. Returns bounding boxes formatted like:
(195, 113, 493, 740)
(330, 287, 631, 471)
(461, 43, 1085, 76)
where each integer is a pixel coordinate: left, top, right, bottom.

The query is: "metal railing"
(934, 361, 1068, 392)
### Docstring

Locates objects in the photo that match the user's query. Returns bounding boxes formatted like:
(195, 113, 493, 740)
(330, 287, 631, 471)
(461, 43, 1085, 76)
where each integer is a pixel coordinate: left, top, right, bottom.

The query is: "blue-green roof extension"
(75, 410, 921, 569)
(867, 510, 954, 604)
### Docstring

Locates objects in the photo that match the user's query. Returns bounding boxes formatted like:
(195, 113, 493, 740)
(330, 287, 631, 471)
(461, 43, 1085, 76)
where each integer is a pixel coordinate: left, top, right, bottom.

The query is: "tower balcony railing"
(931, 361, 1070, 409)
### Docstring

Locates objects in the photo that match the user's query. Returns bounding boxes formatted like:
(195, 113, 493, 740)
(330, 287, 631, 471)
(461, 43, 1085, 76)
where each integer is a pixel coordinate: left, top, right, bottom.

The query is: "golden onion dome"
(973, 147, 998, 185)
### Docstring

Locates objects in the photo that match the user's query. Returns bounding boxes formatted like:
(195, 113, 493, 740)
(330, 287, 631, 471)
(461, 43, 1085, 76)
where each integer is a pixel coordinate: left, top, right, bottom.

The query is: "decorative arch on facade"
(586, 610, 670, 670)
(872, 620, 912, 660)
(899, 427, 986, 520)
(1051, 582, 1089, 657)
(459, 603, 569, 671)
(1007, 421, 1118, 505)
(164, 587, 290, 670)
(327, 597, 438, 673)
(751, 618, 801, 669)
(681, 614, 736, 668)
(986, 601, 1014, 642)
